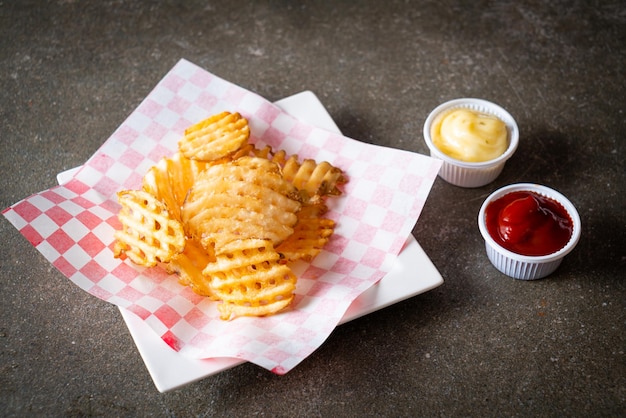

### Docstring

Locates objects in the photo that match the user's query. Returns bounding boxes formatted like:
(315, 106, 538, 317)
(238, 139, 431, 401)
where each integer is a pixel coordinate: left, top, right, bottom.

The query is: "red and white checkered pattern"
(3, 59, 441, 374)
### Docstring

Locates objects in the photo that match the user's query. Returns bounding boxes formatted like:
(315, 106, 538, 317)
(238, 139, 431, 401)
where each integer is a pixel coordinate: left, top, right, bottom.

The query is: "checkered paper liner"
(3, 59, 441, 374)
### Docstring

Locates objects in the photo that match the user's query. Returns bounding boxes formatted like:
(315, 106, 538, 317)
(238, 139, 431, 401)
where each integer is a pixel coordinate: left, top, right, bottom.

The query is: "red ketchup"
(485, 191, 573, 256)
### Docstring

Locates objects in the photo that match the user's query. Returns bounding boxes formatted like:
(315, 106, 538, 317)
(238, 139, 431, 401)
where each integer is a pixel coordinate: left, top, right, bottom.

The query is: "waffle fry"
(283, 157, 346, 199)
(141, 158, 178, 219)
(276, 203, 335, 262)
(203, 239, 297, 320)
(166, 238, 217, 299)
(113, 190, 185, 267)
(181, 157, 301, 250)
(258, 149, 347, 202)
(179, 111, 250, 161)
(142, 152, 210, 220)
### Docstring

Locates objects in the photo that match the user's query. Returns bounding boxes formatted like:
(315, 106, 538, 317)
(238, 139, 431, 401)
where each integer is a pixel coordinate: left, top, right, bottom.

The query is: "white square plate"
(57, 91, 443, 392)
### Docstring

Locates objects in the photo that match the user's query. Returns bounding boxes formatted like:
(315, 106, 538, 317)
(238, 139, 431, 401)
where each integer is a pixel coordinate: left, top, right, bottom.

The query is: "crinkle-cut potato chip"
(165, 238, 217, 299)
(114, 190, 185, 267)
(181, 156, 302, 250)
(202, 239, 296, 320)
(276, 203, 336, 262)
(142, 152, 211, 221)
(179, 111, 250, 162)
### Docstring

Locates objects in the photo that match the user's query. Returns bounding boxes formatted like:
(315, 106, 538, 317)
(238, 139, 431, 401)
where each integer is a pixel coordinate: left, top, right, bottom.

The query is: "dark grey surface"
(1, 1, 624, 416)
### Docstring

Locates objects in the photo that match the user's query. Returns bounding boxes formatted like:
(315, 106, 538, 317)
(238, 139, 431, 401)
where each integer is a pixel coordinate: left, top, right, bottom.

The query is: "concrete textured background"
(1, 1, 624, 416)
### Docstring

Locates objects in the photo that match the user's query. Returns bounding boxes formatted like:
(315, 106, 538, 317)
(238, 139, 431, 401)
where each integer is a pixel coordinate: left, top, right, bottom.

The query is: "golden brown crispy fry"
(256, 148, 347, 201)
(142, 152, 211, 221)
(164, 152, 212, 208)
(166, 238, 217, 299)
(202, 238, 296, 320)
(181, 157, 301, 250)
(282, 157, 346, 199)
(179, 111, 250, 161)
(276, 203, 335, 262)
(113, 190, 185, 267)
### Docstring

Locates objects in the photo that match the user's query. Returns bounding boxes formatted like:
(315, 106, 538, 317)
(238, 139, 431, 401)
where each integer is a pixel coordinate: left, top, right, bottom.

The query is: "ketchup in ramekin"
(484, 190, 574, 256)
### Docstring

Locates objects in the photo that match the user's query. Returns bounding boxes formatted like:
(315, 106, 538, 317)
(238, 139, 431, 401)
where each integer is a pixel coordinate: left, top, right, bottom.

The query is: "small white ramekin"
(423, 98, 519, 188)
(477, 183, 581, 280)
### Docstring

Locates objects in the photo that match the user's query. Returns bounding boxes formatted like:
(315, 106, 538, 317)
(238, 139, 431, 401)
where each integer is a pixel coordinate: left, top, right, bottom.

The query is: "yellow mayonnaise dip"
(431, 108, 508, 162)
